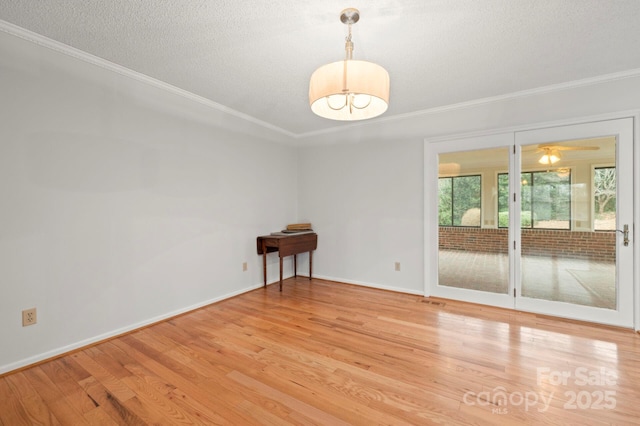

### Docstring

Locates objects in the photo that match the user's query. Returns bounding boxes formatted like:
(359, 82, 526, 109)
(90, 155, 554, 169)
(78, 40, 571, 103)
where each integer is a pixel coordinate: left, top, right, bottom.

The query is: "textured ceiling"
(2, 1, 640, 137)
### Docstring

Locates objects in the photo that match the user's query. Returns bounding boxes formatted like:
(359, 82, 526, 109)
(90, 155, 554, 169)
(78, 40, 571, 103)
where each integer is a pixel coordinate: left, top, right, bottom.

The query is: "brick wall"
(439, 227, 616, 262)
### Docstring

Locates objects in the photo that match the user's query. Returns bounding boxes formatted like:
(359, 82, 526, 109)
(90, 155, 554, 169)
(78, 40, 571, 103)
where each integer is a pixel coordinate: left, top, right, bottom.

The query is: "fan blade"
(554, 146, 600, 151)
(523, 144, 600, 152)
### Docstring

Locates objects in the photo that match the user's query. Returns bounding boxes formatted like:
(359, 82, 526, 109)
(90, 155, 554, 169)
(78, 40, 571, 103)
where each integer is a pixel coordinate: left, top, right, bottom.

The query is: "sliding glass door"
(425, 118, 635, 327)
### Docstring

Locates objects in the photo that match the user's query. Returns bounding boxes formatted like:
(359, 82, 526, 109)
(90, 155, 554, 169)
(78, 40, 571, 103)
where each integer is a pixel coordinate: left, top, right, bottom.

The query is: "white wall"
(296, 139, 425, 294)
(0, 31, 297, 373)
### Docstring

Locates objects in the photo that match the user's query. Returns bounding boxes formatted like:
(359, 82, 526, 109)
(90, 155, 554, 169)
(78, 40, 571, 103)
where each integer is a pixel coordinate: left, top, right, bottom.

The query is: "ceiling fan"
(532, 144, 600, 165)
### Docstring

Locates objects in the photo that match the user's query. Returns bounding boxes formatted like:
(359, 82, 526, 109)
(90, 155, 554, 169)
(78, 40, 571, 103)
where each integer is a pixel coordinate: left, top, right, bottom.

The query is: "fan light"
(539, 148, 561, 165)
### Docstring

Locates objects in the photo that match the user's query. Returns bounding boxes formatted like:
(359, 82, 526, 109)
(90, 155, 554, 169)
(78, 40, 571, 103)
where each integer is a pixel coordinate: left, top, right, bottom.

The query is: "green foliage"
(439, 176, 481, 226)
(498, 211, 534, 228)
(438, 178, 452, 226)
(497, 171, 570, 228)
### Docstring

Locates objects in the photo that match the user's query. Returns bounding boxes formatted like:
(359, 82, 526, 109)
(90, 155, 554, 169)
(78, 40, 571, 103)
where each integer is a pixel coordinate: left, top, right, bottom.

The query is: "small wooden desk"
(256, 233, 318, 291)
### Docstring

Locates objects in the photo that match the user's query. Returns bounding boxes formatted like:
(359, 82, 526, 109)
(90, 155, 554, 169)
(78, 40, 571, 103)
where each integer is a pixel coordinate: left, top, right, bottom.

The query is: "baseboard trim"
(311, 274, 424, 296)
(0, 282, 270, 376)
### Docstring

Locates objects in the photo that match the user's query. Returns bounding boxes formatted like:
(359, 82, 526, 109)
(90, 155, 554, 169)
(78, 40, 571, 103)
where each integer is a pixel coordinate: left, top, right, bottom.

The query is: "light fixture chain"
(344, 22, 354, 60)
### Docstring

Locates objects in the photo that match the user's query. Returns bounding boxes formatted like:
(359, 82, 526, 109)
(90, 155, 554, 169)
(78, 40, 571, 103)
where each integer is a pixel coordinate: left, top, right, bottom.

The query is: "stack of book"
(271, 223, 314, 236)
(286, 223, 312, 232)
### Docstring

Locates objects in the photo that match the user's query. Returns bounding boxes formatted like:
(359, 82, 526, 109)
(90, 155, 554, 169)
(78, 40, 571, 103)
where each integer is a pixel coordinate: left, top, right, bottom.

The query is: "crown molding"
(423, 110, 639, 145)
(0, 19, 297, 139)
(296, 68, 640, 140)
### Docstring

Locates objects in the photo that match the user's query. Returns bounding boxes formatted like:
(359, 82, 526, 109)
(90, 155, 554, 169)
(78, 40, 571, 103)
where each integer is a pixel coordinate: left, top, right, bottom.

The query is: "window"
(594, 167, 616, 230)
(498, 170, 571, 229)
(438, 175, 481, 227)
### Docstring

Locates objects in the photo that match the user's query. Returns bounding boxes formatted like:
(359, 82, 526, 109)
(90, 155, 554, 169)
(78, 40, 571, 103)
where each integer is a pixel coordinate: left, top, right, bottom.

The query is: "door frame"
(424, 112, 639, 330)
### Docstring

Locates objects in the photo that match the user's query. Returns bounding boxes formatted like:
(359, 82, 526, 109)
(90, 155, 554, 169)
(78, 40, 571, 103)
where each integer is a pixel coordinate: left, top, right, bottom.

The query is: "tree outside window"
(594, 167, 616, 230)
(498, 171, 571, 229)
(439, 175, 481, 227)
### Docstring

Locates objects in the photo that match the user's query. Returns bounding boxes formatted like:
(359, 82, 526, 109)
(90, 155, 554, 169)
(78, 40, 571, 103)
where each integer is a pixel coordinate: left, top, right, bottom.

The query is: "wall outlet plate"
(22, 308, 37, 326)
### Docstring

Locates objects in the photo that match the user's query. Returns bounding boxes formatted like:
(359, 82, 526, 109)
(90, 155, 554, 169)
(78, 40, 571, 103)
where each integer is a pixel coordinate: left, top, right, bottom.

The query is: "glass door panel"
(434, 144, 513, 307)
(519, 138, 615, 307)
(515, 119, 634, 327)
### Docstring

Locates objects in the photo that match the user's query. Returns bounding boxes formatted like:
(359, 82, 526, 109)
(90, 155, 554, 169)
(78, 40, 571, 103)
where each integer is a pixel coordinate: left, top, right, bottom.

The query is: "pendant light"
(309, 8, 390, 121)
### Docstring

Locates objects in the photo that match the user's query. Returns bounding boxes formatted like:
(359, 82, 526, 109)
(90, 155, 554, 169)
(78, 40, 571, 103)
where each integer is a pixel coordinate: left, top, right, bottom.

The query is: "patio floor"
(438, 249, 616, 309)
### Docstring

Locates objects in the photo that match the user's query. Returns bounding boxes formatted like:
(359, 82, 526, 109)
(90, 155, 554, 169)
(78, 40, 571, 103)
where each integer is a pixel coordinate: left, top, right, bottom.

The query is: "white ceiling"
(2, 1, 640, 138)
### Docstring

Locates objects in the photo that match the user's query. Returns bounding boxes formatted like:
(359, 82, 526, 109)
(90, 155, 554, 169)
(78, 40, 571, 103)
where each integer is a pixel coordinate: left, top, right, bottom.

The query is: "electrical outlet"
(242, 262, 248, 272)
(22, 308, 37, 326)
(395, 262, 401, 272)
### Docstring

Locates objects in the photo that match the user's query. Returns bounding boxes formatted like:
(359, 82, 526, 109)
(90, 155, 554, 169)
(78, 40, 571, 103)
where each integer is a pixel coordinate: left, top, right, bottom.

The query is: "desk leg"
(294, 254, 297, 277)
(262, 242, 267, 288)
(309, 251, 313, 280)
(279, 256, 283, 292)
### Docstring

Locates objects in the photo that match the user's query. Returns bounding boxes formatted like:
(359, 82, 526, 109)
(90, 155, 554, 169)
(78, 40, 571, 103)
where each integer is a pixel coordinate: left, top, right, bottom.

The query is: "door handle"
(617, 224, 629, 247)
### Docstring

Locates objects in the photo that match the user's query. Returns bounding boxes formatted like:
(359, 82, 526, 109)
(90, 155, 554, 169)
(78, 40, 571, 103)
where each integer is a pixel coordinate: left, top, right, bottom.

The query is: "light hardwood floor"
(1, 278, 639, 425)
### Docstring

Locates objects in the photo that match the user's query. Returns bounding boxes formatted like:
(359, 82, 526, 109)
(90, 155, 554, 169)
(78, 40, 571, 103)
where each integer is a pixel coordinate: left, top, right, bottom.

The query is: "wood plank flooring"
(1, 278, 639, 425)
